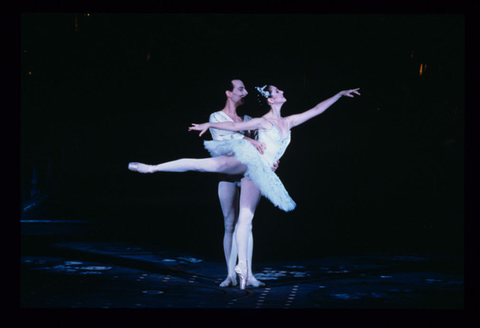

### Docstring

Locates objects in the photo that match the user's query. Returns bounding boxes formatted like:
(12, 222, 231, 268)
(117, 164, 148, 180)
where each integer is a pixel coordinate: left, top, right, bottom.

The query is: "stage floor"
(21, 239, 463, 310)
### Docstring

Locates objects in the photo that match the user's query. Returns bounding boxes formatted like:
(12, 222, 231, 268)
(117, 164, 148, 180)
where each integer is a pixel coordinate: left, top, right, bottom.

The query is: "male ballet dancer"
(209, 78, 276, 287)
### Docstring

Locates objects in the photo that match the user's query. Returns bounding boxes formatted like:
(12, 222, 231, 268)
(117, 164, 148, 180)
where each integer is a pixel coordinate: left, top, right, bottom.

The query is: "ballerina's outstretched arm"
(189, 117, 271, 137)
(285, 88, 360, 128)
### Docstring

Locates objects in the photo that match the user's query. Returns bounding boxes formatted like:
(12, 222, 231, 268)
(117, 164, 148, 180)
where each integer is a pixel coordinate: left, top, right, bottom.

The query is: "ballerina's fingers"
(345, 88, 361, 97)
(188, 123, 207, 136)
(351, 88, 361, 96)
(199, 128, 208, 137)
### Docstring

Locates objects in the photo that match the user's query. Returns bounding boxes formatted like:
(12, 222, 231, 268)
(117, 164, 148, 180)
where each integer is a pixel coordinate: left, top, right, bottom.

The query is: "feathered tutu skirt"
(204, 139, 296, 212)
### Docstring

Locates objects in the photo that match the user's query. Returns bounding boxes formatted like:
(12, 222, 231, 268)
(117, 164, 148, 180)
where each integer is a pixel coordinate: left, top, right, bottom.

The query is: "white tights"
(218, 179, 263, 287)
(235, 178, 262, 285)
(138, 156, 248, 175)
(218, 181, 241, 286)
(129, 157, 264, 287)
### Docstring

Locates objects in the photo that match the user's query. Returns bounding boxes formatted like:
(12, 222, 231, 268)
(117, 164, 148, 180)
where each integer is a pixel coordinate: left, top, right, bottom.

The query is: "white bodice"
(257, 124, 291, 167)
(203, 122, 295, 212)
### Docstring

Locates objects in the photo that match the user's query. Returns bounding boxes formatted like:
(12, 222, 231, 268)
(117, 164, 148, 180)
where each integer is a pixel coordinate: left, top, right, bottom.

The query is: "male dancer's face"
(228, 79, 248, 106)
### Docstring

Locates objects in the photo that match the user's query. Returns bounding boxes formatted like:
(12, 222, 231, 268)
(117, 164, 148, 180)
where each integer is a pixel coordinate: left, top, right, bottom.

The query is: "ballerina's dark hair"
(255, 84, 273, 108)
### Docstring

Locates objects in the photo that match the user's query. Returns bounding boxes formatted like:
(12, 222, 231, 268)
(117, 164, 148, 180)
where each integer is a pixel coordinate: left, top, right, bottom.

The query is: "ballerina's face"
(267, 86, 287, 105)
(229, 79, 249, 105)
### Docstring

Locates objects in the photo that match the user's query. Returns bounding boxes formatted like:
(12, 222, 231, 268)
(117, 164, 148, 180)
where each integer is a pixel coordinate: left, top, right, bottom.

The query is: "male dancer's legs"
(217, 180, 240, 287)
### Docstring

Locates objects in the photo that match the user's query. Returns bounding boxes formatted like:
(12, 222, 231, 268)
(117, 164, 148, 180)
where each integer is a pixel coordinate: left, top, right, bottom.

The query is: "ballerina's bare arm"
(286, 88, 360, 128)
(189, 117, 271, 137)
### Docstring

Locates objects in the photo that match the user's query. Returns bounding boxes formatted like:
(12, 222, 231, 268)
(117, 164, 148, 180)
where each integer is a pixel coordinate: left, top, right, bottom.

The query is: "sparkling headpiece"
(255, 85, 271, 98)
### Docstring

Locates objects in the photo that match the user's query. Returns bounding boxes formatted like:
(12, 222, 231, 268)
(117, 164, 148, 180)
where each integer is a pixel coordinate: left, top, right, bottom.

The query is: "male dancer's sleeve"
(209, 112, 245, 141)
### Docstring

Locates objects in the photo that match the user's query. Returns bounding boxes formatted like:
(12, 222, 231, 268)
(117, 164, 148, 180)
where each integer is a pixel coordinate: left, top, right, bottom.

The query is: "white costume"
(209, 111, 255, 185)
(209, 111, 255, 141)
(204, 121, 296, 212)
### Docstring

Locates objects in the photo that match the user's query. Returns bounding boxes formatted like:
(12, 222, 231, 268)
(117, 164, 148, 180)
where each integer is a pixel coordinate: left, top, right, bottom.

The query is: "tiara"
(255, 85, 270, 98)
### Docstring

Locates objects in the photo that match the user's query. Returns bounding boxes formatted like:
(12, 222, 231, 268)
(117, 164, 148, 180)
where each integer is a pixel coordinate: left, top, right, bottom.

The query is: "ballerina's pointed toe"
(235, 264, 248, 290)
(128, 162, 139, 171)
(128, 162, 155, 173)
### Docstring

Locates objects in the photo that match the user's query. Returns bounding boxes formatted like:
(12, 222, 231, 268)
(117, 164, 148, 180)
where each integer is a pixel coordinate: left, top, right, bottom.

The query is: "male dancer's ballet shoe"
(247, 276, 265, 288)
(234, 262, 248, 290)
(219, 275, 237, 288)
(128, 162, 156, 173)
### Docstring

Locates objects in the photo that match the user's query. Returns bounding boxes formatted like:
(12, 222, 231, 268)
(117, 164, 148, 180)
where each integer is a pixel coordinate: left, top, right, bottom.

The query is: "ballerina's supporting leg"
(237, 178, 265, 288)
(235, 178, 262, 290)
(218, 181, 261, 287)
(128, 156, 247, 175)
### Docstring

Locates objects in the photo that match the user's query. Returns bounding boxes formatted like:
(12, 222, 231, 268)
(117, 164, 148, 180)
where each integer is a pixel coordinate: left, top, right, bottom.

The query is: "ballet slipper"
(219, 275, 237, 287)
(247, 276, 265, 287)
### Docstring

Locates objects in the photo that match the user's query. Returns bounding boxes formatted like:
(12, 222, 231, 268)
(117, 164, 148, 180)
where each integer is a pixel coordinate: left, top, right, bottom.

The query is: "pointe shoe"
(128, 162, 156, 173)
(128, 162, 139, 171)
(234, 263, 248, 290)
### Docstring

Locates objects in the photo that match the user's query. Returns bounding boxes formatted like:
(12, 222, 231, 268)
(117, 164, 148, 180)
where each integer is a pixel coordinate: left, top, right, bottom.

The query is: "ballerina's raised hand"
(339, 88, 361, 98)
(188, 123, 210, 137)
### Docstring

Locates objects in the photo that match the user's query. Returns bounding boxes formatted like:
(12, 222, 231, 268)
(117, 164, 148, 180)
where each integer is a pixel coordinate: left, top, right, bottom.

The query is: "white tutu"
(204, 138, 296, 212)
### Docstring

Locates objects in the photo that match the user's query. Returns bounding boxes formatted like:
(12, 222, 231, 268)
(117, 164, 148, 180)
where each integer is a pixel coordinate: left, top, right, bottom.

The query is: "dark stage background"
(20, 14, 464, 261)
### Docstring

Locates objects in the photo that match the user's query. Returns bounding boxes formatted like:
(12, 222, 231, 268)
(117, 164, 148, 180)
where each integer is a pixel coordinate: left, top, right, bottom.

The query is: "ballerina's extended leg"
(128, 156, 247, 175)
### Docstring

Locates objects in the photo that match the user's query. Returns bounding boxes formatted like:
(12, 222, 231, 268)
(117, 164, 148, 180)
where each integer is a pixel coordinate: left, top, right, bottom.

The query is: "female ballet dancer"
(129, 85, 360, 289)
